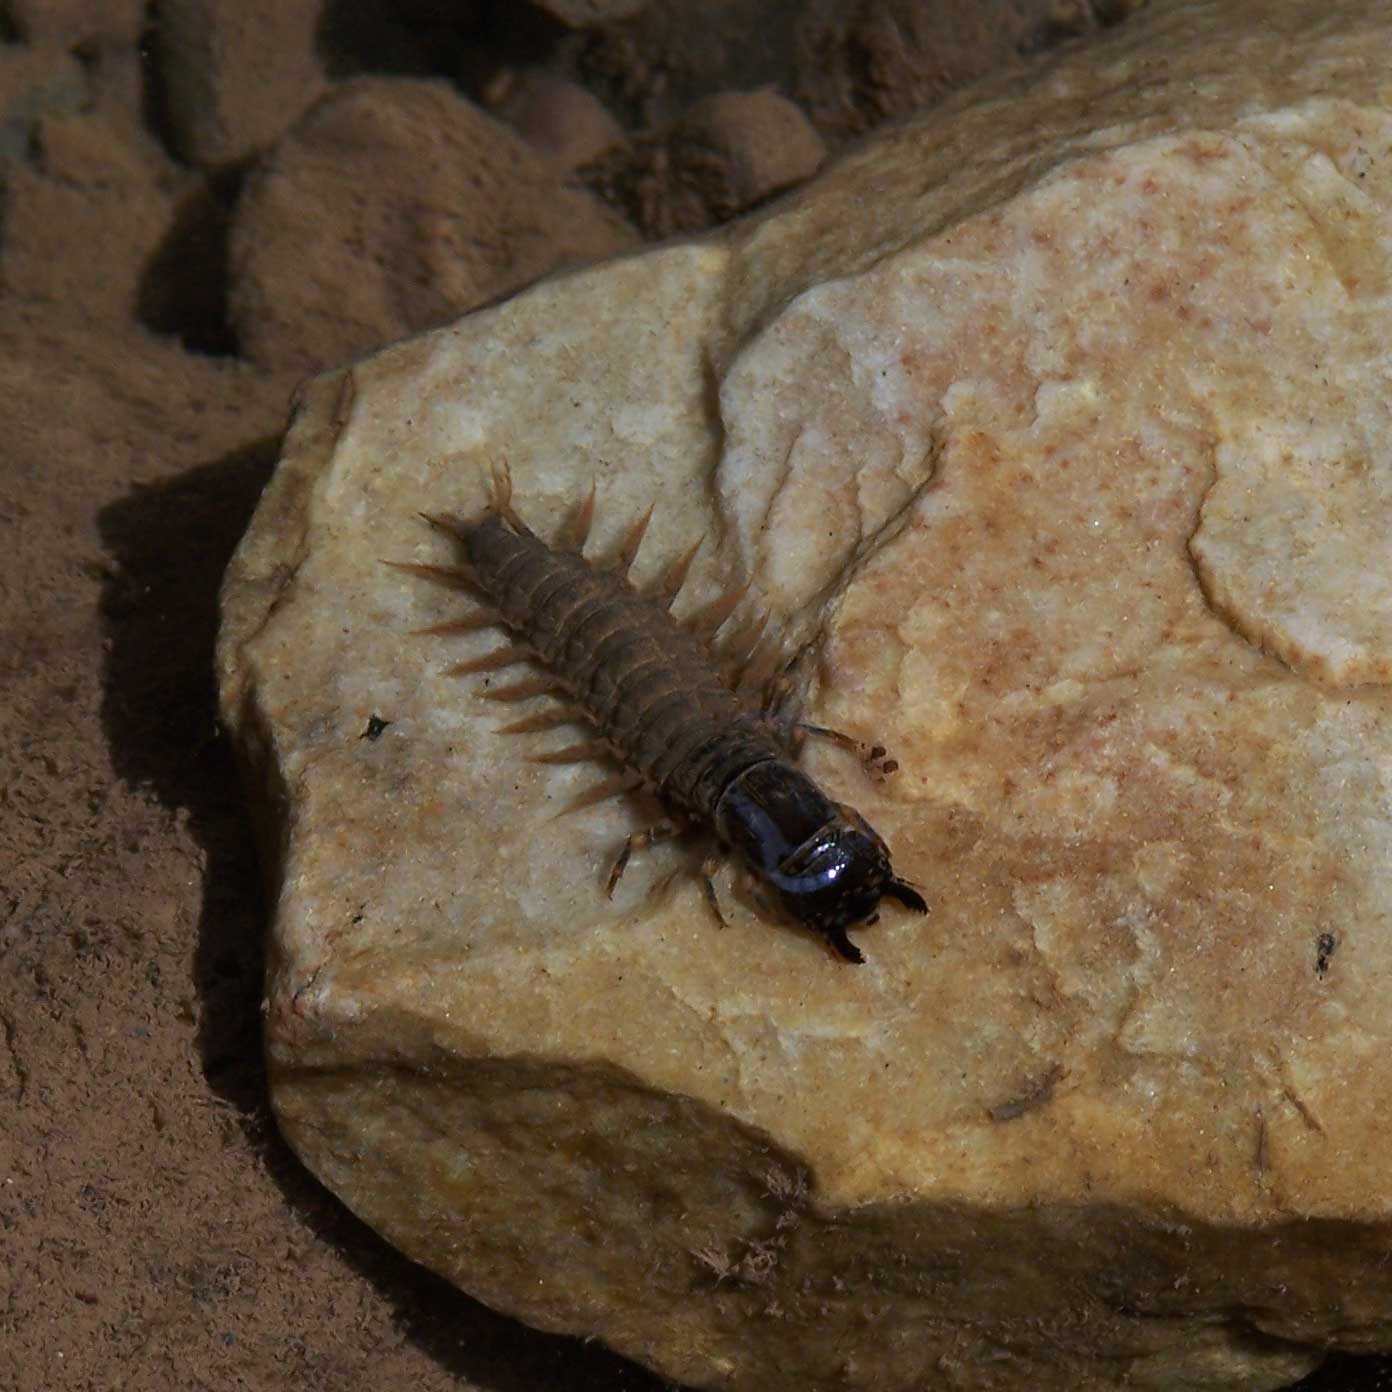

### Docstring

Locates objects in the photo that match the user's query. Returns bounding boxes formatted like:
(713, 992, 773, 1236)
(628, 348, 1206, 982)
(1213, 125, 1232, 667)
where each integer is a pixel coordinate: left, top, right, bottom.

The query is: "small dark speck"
(1315, 931, 1337, 978)
(361, 714, 391, 740)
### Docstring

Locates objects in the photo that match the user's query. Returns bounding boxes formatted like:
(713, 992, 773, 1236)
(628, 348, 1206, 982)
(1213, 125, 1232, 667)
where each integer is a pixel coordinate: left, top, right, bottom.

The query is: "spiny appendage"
(478, 674, 568, 703)
(684, 577, 751, 640)
(557, 770, 643, 815)
(416, 458, 527, 544)
(652, 537, 702, 610)
(558, 481, 597, 553)
(722, 611, 770, 686)
(609, 504, 653, 578)
(484, 456, 526, 531)
(383, 558, 476, 592)
(412, 610, 499, 637)
(442, 643, 533, 677)
(494, 708, 580, 734)
(530, 740, 610, 766)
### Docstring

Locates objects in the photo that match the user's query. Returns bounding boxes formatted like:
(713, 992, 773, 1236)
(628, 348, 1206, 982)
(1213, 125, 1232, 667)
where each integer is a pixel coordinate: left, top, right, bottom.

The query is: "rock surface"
(590, 88, 827, 238)
(667, 90, 827, 229)
(152, 0, 327, 168)
(0, 111, 182, 325)
(496, 70, 628, 172)
(218, 2, 1392, 1389)
(228, 77, 639, 374)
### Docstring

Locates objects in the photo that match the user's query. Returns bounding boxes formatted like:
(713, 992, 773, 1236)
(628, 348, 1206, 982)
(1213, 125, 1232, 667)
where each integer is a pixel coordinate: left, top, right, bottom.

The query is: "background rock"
(228, 77, 638, 373)
(0, 112, 180, 324)
(218, 2, 1392, 1390)
(668, 90, 826, 225)
(152, 0, 328, 168)
(589, 89, 826, 237)
(527, 0, 652, 26)
(0, 41, 86, 159)
(1, 0, 145, 45)
(495, 69, 628, 172)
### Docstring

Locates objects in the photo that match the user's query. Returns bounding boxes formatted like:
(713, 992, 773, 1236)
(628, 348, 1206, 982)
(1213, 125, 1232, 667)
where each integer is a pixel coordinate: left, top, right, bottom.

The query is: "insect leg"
(485, 457, 527, 531)
(757, 660, 901, 780)
(698, 852, 727, 927)
(791, 722, 899, 781)
(758, 661, 803, 724)
(605, 817, 684, 897)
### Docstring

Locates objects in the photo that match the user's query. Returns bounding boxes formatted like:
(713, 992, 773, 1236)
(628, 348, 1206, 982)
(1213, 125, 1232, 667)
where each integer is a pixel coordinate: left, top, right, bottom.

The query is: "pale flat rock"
(217, 3, 1392, 1389)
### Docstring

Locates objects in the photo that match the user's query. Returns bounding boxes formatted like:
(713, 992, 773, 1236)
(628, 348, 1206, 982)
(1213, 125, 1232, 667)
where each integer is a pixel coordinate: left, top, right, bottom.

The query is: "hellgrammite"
(392, 463, 926, 963)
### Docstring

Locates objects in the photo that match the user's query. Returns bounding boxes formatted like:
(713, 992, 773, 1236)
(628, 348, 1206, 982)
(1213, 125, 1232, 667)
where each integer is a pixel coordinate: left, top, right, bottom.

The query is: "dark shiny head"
(766, 806, 928, 964)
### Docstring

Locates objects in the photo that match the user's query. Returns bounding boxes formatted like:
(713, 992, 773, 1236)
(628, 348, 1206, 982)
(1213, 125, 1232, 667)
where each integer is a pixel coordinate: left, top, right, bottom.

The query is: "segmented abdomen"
(461, 512, 782, 818)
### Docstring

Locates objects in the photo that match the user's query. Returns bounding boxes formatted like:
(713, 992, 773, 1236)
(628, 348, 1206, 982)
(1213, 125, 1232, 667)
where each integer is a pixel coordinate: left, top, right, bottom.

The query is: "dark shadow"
(1294, 1353, 1392, 1391)
(99, 442, 280, 1117)
(316, 0, 486, 79)
(316, 0, 570, 102)
(138, 167, 242, 357)
(138, 13, 178, 164)
(96, 446, 677, 1391)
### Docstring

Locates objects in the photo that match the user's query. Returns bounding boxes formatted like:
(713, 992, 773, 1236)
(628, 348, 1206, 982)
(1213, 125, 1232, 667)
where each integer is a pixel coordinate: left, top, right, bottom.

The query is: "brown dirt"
(0, 2, 1385, 1389)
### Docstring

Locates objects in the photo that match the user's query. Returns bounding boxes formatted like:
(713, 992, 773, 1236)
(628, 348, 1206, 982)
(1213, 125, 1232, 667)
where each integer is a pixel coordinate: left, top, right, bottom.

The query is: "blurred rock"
(668, 88, 825, 225)
(495, 69, 626, 172)
(589, 87, 825, 237)
(228, 77, 637, 374)
(0, 111, 184, 327)
(569, 0, 1050, 138)
(152, 0, 328, 168)
(1037, 0, 1148, 41)
(316, 0, 487, 81)
(0, 42, 87, 161)
(219, 3, 1392, 1390)
(527, 0, 651, 27)
(574, 0, 810, 129)
(794, 0, 1042, 140)
(2, 0, 145, 46)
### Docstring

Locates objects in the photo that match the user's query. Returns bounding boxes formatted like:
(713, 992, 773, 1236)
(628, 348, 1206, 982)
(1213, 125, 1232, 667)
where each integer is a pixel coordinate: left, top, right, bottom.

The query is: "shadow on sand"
(96, 441, 676, 1392)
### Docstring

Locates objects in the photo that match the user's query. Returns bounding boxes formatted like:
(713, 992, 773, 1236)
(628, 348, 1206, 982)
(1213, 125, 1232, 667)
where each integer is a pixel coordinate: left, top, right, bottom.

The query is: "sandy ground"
(1, 2, 1388, 1389)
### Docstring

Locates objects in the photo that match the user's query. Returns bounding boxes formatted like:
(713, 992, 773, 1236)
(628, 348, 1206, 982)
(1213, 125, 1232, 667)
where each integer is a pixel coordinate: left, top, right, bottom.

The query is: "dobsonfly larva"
(391, 463, 926, 963)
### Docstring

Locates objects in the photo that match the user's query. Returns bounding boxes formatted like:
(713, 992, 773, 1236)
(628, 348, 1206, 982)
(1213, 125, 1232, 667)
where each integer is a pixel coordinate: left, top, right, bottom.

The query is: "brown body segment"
(456, 507, 783, 823)
(401, 465, 927, 963)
